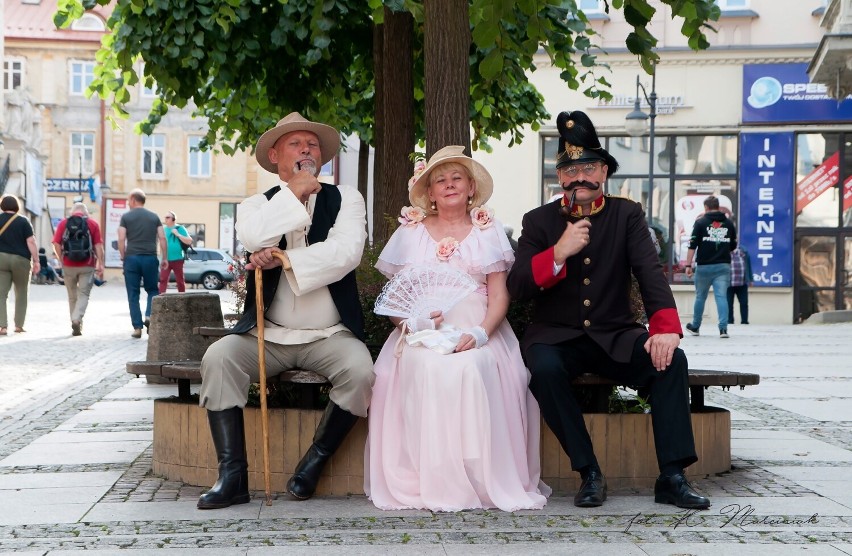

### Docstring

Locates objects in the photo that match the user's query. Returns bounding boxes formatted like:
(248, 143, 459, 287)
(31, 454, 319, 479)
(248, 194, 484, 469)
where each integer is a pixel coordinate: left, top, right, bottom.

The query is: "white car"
(180, 248, 237, 290)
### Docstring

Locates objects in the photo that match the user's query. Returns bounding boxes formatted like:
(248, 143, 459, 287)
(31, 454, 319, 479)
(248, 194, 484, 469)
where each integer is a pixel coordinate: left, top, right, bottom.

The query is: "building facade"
(1, 0, 258, 277)
(476, 0, 844, 324)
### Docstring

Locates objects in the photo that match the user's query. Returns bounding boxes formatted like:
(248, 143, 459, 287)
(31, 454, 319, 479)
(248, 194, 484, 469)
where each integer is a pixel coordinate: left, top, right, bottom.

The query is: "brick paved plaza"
(0, 282, 850, 554)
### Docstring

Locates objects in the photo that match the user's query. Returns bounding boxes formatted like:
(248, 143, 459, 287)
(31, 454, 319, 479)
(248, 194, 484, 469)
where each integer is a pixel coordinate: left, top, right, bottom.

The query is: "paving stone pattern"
(0, 284, 850, 554)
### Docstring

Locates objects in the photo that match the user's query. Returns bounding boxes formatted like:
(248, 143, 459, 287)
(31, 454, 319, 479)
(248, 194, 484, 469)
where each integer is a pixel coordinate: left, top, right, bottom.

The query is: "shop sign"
(46, 177, 96, 201)
(595, 94, 686, 115)
(742, 63, 852, 123)
(739, 132, 794, 287)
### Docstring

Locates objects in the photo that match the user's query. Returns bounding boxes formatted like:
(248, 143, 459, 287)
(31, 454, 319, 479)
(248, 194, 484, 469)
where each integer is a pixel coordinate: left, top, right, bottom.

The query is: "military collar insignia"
(560, 193, 606, 217)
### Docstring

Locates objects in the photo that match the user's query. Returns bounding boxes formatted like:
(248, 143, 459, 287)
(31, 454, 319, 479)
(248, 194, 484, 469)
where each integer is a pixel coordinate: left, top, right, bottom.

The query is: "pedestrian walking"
(117, 189, 166, 338)
(0, 194, 39, 335)
(51, 202, 104, 336)
(727, 246, 752, 325)
(158, 211, 193, 294)
(684, 195, 737, 338)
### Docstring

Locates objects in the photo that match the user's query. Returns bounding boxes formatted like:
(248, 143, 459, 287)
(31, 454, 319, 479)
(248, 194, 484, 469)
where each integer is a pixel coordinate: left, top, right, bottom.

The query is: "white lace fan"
(374, 264, 477, 319)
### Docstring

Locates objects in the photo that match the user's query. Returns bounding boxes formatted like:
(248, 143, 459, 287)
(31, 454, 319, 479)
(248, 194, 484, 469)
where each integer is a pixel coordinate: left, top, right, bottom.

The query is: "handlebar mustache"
(561, 180, 601, 191)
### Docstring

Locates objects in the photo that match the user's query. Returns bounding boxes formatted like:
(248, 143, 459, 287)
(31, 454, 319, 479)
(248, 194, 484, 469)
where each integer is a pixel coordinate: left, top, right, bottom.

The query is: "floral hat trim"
(398, 204, 495, 230)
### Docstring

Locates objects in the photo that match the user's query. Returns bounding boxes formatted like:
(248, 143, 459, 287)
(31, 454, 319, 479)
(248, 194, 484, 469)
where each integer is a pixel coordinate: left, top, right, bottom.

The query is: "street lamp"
(624, 69, 657, 223)
(78, 152, 84, 200)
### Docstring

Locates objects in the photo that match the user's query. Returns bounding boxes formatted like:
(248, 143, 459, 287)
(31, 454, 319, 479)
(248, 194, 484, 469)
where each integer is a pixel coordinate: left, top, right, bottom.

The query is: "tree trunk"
(373, 8, 414, 244)
(425, 0, 471, 157)
(357, 136, 369, 207)
(371, 21, 384, 245)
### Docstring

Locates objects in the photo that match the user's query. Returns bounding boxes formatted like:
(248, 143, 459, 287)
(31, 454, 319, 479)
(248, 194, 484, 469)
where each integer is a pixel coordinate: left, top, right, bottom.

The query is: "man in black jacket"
(507, 110, 710, 511)
(196, 113, 373, 509)
(684, 195, 737, 338)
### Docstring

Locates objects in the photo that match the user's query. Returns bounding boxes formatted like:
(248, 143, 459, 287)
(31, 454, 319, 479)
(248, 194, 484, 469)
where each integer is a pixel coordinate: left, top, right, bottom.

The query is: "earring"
(468, 197, 473, 206)
(430, 201, 436, 211)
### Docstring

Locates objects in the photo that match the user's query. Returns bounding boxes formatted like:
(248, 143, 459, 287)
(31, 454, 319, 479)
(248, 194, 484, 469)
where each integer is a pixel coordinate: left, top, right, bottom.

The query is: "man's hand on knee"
(644, 333, 680, 372)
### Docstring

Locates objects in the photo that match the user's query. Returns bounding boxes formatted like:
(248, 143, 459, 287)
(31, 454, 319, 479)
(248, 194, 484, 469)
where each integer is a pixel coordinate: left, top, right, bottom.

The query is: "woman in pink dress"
(365, 146, 550, 512)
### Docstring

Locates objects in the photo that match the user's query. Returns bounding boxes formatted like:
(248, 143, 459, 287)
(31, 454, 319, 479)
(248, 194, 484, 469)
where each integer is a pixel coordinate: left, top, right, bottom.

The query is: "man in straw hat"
(196, 113, 373, 509)
(507, 110, 710, 510)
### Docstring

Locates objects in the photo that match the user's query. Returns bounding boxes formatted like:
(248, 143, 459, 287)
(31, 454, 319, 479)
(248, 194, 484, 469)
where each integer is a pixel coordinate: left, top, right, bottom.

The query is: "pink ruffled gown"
(364, 219, 550, 512)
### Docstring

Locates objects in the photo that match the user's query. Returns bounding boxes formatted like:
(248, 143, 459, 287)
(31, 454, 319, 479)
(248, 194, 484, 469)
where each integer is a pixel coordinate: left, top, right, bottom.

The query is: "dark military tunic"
(507, 195, 682, 363)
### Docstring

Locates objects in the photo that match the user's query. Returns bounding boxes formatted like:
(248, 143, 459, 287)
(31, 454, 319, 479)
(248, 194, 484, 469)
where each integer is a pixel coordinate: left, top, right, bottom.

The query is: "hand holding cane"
(254, 251, 290, 506)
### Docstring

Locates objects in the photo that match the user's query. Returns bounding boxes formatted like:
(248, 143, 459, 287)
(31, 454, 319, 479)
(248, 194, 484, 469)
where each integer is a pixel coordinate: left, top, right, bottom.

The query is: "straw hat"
(255, 112, 341, 174)
(408, 146, 494, 213)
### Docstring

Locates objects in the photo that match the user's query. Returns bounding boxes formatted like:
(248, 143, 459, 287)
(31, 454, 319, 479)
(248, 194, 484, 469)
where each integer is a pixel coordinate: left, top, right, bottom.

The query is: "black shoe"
(71, 321, 82, 336)
(287, 402, 359, 501)
(654, 472, 710, 509)
(574, 468, 607, 507)
(198, 408, 251, 510)
(144, 318, 150, 333)
(720, 329, 729, 338)
(742, 321, 749, 324)
(685, 323, 699, 336)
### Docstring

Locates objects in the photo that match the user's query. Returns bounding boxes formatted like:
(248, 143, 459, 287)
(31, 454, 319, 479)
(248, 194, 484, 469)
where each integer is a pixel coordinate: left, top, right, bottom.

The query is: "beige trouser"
(0, 252, 32, 329)
(63, 265, 95, 323)
(199, 330, 375, 417)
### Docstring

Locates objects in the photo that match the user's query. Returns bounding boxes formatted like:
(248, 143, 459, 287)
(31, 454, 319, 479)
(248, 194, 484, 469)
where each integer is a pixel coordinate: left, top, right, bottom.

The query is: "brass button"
(583, 278, 591, 285)
(584, 257, 591, 265)
(583, 320, 591, 327)
(584, 299, 591, 307)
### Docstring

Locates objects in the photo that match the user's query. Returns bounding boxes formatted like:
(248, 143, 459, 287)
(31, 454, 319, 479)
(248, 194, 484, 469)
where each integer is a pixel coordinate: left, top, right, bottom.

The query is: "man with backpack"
(158, 211, 193, 294)
(52, 202, 104, 336)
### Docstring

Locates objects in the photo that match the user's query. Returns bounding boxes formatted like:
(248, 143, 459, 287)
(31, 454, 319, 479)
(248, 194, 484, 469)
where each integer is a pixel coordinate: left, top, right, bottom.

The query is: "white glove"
(403, 317, 436, 334)
(465, 326, 489, 348)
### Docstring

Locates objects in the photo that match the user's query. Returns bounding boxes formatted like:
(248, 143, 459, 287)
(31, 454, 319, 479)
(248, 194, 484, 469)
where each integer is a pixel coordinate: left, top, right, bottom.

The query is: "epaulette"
(605, 194, 632, 202)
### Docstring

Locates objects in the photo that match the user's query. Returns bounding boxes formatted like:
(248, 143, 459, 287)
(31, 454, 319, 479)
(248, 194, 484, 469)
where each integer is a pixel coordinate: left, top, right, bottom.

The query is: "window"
(540, 133, 739, 284)
(141, 134, 166, 178)
(717, 0, 748, 9)
(182, 223, 206, 247)
(796, 132, 843, 228)
(3, 59, 24, 92)
(69, 61, 95, 95)
(579, 0, 604, 13)
(70, 13, 105, 31)
(188, 136, 212, 178)
(139, 63, 158, 98)
(70, 132, 95, 177)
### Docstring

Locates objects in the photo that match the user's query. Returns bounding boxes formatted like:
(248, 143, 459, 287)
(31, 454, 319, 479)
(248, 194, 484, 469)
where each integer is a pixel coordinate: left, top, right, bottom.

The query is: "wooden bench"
(132, 325, 760, 494)
(126, 326, 330, 406)
(127, 325, 759, 411)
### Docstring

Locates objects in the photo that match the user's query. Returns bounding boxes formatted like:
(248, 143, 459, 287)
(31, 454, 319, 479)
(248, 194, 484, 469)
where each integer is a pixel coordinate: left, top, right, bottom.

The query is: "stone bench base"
(152, 399, 730, 495)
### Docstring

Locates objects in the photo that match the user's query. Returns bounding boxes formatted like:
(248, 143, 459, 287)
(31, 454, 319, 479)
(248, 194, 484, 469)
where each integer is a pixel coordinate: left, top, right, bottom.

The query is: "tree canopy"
(56, 0, 720, 154)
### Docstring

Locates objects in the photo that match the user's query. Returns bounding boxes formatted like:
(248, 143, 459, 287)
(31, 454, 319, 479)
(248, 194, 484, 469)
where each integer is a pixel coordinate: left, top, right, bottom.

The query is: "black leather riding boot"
(287, 402, 359, 500)
(197, 407, 251, 509)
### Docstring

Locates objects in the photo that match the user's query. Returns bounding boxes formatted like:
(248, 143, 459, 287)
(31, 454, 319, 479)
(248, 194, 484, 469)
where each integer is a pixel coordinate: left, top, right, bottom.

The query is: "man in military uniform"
(507, 110, 710, 510)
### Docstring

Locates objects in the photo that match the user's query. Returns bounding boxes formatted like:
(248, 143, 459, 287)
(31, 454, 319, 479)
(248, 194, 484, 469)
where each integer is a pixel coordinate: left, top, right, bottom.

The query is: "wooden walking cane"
(254, 251, 288, 506)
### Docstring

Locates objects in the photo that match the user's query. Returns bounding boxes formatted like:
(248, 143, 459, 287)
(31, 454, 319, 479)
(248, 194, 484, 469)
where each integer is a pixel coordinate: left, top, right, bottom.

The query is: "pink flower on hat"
(435, 237, 460, 261)
(398, 205, 426, 227)
(407, 159, 427, 189)
(469, 205, 494, 230)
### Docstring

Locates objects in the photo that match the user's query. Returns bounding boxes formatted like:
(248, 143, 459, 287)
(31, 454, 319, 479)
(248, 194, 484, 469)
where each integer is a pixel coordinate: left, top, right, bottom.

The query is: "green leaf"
(479, 49, 503, 80)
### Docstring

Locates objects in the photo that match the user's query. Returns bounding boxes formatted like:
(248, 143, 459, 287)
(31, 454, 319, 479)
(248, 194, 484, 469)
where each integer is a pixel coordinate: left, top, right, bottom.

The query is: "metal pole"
(647, 69, 657, 226)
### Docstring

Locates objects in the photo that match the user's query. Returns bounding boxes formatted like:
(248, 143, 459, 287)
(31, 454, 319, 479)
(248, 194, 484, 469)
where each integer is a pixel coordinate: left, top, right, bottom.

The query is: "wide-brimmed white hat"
(409, 146, 494, 212)
(255, 112, 340, 174)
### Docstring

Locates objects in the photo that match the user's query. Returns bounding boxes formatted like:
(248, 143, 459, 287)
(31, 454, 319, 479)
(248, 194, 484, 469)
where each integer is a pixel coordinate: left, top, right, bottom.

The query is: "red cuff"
(648, 307, 683, 337)
(531, 247, 566, 289)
